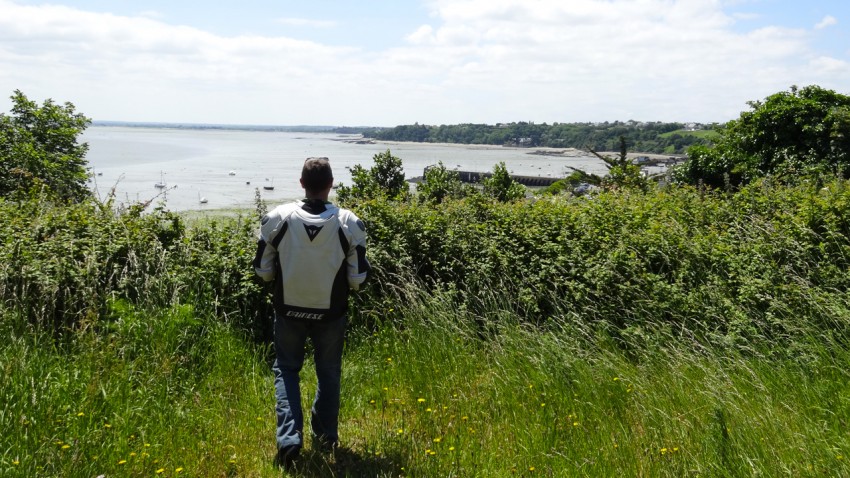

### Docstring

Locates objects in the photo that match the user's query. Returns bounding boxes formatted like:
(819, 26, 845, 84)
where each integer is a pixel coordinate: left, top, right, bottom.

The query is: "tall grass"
(3, 179, 850, 476)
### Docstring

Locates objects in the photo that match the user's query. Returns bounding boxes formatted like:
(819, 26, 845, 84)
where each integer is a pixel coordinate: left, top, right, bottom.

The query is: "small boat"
(155, 171, 166, 188)
(199, 193, 208, 204)
(264, 178, 275, 191)
(229, 170, 236, 176)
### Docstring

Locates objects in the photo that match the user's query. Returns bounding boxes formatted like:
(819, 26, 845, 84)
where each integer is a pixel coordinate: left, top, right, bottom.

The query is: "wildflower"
(461, 416, 468, 421)
(256, 417, 263, 421)
(12, 460, 20, 466)
(130, 452, 137, 457)
(118, 460, 127, 465)
(433, 437, 442, 443)
(397, 428, 404, 434)
(417, 398, 426, 403)
(660, 448, 668, 455)
(573, 422, 579, 427)
(156, 468, 165, 474)
(540, 402, 546, 407)
(529, 466, 536, 472)
(176, 468, 184, 473)
(673, 447, 679, 452)
(77, 412, 85, 417)
(62, 445, 71, 450)
(370, 400, 376, 405)
(838, 455, 844, 460)
(426, 408, 433, 412)
(104, 423, 112, 428)
(613, 377, 619, 381)
(144, 443, 151, 448)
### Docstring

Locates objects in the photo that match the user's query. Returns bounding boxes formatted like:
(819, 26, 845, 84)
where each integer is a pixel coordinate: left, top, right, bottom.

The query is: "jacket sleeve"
(344, 211, 370, 290)
(253, 209, 285, 282)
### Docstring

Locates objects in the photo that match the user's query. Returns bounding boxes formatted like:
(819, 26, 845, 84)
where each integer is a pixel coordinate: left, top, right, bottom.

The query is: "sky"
(0, 0, 848, 126)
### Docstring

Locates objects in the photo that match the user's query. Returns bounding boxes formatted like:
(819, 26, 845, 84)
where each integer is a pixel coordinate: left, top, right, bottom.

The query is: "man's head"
(300, 157, 334, 198)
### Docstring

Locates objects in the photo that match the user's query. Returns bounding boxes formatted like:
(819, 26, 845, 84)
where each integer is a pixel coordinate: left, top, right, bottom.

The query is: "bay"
(82, 126, 608, 212)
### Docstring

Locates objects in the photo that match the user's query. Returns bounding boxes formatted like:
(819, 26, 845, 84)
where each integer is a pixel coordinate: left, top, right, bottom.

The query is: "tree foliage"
(336, 149, 408, 203)
(482, 162, 526, 202)
(0, 90, 92, 202)
(416, 161, 467, 204)
(362, 120, 712, 154)
(674, 85, 850, 188)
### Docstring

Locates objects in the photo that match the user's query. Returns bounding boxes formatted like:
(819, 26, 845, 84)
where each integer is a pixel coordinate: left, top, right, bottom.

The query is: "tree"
(482, 162, 525, 202)
(335, 149, 408, 202)
(591, 136, 652, 192)
(673, 85, 850, 188)
(416, 161, 467, 204)
(0, 90, 92, 202)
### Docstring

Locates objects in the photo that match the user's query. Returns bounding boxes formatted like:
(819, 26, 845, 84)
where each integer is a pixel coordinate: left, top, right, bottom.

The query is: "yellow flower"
(529, 466, 536, 471)
(370, 399, 376, 405)
(613, 377, 619, 381)
(256, 417, 263, 421)
(433, 437, 442, 443)
(130, 452, 137, 457)
(77, 412, 85, 417)
(540, 402, 546, 407)
(12, 460, 20, 466)
(660, 448, 668, 455)
(397, 428, 404, 434)
(144, 443, 151, 447)
(461, 416, 469, 420)
(176, 468, 184, 473)
(156, 468, 165, 474)
(417, 398, 426, 403)
(573, 422, 579, 427)
(426, 408, 433, 412)
(61, 445, 71, 450)
(449, 447, 455, 452)
(104, 423, 112, 428)
(118, 460, 127, 465)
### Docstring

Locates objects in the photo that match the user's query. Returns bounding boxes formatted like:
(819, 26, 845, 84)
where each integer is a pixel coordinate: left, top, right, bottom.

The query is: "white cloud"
(0, 0, 846, 125)
(815, 15, 837, 30)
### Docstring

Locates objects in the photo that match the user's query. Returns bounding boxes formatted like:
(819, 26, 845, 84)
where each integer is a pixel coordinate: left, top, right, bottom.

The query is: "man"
(253, 157, 370, 466)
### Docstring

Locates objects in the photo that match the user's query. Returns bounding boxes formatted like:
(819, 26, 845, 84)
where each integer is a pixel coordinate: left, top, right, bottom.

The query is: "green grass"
(658, 129, 719, 140)
(3, 290, 849, 477)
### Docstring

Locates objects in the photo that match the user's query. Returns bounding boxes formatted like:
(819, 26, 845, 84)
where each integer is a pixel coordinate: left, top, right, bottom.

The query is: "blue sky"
(1, 0, 848, 126)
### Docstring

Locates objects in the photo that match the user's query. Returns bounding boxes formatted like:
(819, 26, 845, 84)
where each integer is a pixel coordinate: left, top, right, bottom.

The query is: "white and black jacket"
(254, 199, 370, 322)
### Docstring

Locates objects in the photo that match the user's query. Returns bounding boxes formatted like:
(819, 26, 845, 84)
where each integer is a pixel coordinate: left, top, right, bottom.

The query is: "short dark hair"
(301, 157, 334, 193)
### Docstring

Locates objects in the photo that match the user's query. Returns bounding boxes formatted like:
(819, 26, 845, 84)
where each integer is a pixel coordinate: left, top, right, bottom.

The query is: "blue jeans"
(272, 314, 347, 451)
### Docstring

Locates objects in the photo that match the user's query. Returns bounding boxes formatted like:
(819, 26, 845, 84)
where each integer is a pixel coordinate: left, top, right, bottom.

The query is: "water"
(83, 126, 609, 212)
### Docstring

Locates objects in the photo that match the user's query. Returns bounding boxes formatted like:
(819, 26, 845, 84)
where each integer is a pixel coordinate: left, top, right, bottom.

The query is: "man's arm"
(345, 213, 370, 290)
(253, 210, 286, 282)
